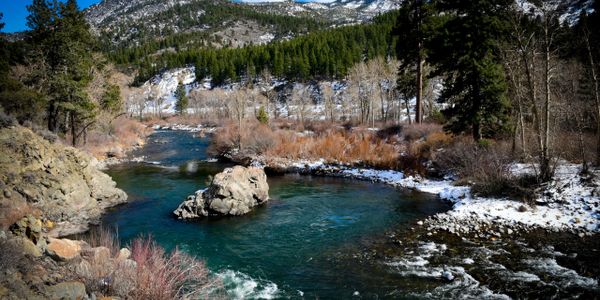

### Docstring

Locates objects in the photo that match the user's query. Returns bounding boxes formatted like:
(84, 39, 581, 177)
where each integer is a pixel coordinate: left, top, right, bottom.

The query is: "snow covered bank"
(151, 123, 217, 133)
(256, 158, 600, 235)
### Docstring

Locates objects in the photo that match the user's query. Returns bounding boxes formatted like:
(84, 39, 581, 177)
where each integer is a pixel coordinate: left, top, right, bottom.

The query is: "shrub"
(79, 229, 222, 299)
(0, 236, 23, 271)
(0, 110, 17, 128)
(35, 129, 59, 143)
(434, 138, 535, 199)
(128, 236, 221, 300)
(256, 106, 269, 124)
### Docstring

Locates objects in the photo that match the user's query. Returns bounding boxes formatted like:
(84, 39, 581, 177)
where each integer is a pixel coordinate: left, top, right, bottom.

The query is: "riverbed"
(102, 130, 599, 299)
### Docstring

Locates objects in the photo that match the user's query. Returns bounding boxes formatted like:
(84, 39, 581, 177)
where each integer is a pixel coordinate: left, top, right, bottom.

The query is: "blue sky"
(1, 0, 100, 33)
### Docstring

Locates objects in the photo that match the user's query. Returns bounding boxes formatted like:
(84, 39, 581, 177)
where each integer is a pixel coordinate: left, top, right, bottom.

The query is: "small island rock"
(174, 166, 269, 218)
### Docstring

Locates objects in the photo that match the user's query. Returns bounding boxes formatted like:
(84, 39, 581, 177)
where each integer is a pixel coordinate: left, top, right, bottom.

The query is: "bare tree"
(321, 82, 336, 122)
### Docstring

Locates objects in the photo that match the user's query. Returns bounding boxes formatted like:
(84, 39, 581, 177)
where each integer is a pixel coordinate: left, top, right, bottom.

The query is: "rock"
(417, 220, 424, 226)
(86, 246, 111, 262)
(19, 237, 42, 257)
(46, 281, 86, 300)
(10, 215, 44, 245)
(47, 238, 83, 261)
(441, 271, 454, 281)
(116, 248, 130, 260)
(0, 126, 127, 237)
(174, 166, 269, 218)
(3, 189, 11, 198)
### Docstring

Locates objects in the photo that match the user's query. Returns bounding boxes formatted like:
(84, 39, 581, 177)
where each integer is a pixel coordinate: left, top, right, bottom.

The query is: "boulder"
(116, 248, 131, 260)
(0, 126, 127, 237)
(47, 238, 84, 261)
(18, 237, 42, 257)
(174, 166, 269, 218)
(46, 281, 86, 300)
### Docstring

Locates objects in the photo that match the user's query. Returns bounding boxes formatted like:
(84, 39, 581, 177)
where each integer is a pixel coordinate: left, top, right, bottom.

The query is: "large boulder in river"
(174, 166, 269, 218)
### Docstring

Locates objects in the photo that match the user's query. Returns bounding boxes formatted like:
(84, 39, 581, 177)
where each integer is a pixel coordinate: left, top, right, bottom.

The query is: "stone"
(416, 220, 424, 226)
(47, 238, 83, 261)
(46, 281, 86, 300)
(87, 246, 111, 262)
(19, 237, 42, 257)
(174, 166, 270, 218)
(116, 248, 130, 260)
(10, 215, 44, 244)
(441, 271, 454, 281)
(0, 126, 128, 238)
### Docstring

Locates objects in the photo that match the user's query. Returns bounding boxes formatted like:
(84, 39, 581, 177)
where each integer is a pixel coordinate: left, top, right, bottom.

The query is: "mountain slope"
(85, 0, 401, 49)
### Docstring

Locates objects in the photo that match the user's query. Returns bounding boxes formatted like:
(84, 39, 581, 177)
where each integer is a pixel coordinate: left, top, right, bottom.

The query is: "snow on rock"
(139, 66, 196, 115)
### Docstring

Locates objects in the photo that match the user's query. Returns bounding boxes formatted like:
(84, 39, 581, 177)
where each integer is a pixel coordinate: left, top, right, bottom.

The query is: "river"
(101, 130, 599, 299)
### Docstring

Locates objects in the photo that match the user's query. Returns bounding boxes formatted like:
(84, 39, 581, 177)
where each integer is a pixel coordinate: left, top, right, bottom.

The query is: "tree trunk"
(541, 25, 552, 181)
(415, 0, 423, 124)
(416, 57, 424, 124)
(585, 33, 600, 165)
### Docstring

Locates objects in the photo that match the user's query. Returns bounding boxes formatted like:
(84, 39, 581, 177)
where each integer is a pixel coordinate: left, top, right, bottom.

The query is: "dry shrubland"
(82, 116, 151, 159)
(210, 121, 456, 170)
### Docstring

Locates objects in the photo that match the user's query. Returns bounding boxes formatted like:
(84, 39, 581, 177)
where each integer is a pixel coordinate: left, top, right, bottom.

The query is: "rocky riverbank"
(247, 156, 600, 238)
(0, 126, 127, 237)
(0, 125, 136, 299)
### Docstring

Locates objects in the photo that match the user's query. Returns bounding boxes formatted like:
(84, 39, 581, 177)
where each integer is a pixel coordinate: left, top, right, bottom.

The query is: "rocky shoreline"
(0, 126, 128, 237)
(0, 126, 135, 299)
(247, 156, 600, 238)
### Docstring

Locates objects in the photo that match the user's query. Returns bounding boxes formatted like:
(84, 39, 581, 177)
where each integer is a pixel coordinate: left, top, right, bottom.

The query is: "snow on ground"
(259, 158, 600, 234)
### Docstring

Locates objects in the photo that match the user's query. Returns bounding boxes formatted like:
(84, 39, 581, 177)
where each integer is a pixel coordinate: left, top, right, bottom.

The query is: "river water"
(102, 130, 600, 299)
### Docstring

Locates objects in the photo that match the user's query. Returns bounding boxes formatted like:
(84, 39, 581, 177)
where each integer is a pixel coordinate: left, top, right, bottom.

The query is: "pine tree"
(428, 0, 512, 140)
(175, 81, 188, 115)
(393, 0, 434, 124)
(256, 106, 269, 124)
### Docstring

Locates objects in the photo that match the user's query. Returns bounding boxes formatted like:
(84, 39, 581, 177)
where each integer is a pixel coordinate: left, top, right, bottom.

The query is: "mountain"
(84, 0, 400, 49)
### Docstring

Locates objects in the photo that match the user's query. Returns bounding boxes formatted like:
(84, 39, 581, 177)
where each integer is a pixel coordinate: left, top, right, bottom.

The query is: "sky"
(0, 0, 100, 33)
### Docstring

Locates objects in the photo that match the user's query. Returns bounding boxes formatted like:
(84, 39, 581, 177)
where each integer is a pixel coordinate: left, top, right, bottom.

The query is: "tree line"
(127, 11, 399, 86)
(394, 0, 600, 180)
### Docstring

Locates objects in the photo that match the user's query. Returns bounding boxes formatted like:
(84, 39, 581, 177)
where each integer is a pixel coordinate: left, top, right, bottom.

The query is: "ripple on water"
(217, 269, 280, 300)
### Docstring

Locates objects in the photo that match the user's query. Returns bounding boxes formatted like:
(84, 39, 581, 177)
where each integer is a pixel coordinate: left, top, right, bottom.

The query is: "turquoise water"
(103, 130, 450, 298)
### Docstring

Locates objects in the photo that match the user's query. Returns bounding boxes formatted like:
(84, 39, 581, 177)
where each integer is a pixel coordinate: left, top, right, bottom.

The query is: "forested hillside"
(127, 11, 398, 85)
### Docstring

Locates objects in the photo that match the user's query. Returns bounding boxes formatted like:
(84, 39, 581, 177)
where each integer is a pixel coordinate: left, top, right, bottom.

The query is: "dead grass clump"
(79, 229, 221, 299)
(128, 236, 220, 300)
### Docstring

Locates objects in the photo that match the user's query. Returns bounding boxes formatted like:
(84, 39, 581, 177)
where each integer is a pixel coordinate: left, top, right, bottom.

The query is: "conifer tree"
(175, 81, 188, 115)
(429, 0, 512, 140)
(256, 106, 269, 124)
(393, 0, 434, 124)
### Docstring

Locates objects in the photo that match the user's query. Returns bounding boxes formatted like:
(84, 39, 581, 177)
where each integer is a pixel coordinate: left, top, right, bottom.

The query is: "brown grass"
(82, 116, 150, 159)
(210, 121, 401, 169)
(79, 228, 222, 299)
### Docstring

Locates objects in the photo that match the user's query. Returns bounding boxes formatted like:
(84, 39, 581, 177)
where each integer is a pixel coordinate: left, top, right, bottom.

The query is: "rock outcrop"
(174, 166, 269, 218)
(0, 126, 127, 236)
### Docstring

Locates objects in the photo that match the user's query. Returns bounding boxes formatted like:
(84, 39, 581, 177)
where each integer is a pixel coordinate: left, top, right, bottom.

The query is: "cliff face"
(0, 126, 127, 237)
